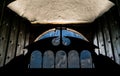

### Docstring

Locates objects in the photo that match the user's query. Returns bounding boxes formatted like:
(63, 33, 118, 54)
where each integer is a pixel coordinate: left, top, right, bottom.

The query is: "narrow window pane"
(30, 50, 42, 68)
(80, 50, 92, 68)
(68, 50, 80, 68)
(43, 50, 54, 68)
(56, 50, 67, 68)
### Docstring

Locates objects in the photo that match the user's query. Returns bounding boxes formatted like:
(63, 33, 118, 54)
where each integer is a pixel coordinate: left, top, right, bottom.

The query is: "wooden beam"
(0, 0, 6, 27)
(107, 9, 120, 64)
(0, 15, 11, 67)
(5, 15, 19, 64)
(97, 20, 106, 56)
(16, 19, 26, 56)
(102, 15, 114, 60)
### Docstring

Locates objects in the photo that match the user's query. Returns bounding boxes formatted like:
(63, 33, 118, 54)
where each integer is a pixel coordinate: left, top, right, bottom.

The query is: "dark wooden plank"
(107, 10, 120, 64)
(0, 0, 6, 27)
(93, 34, 99, 55)
(23, 23, 30, 55)
(68, 50, 80, 68)
(114, 0, 120, 17)
(110, 3, 120, 64)
(80, 50, 92, 68)
(113, 0, 120, 44)
(29, 50, 42, 68)
(5, 15, 19, 64)
(97, 21, 106, 56)
(0, 16, 11, 67)
(93, 26, 100, 68)
(43, 50, 54, 68)
(55, 50, 67, 68)
(102, 16, 114, 60)
(118, 28, 120, 63)
(16, 19, 26, 56)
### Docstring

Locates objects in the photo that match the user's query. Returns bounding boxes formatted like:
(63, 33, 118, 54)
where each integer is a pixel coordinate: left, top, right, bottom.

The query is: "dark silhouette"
(0, 54, 28, 72)
(0, 53, 120, 72)
(65, 36, 98, 51)
(25, 36, 98, 53)
(0, 36, 120, 72)
(91, 51, 120, 70)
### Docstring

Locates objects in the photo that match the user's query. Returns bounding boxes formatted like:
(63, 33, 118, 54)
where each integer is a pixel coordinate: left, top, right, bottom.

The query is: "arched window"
(68, 50, 80, 68)
(80, 50, 93, 68)
(55, 50, 67, 68)
(29, 28, 94, 68)
(29, 50, 42, 68)
(43, 50, 54, 68)
(34, 28, 88, 42)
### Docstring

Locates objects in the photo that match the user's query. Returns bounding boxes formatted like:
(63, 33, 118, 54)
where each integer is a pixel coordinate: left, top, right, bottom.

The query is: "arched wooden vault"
(0, 0, 120, 68)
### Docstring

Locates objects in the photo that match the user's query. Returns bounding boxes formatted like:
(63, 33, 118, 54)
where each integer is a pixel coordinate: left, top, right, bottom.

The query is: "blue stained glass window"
(68, 50, 80, 68)
(80, 50, 93, 68)
(30, 28, 92, 68)
(30, 50, 42, 68)
(43, 51, 54, 68)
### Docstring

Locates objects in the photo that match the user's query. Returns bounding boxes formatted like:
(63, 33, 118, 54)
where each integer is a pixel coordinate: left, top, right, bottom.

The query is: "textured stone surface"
(7, 0, 114, 24)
